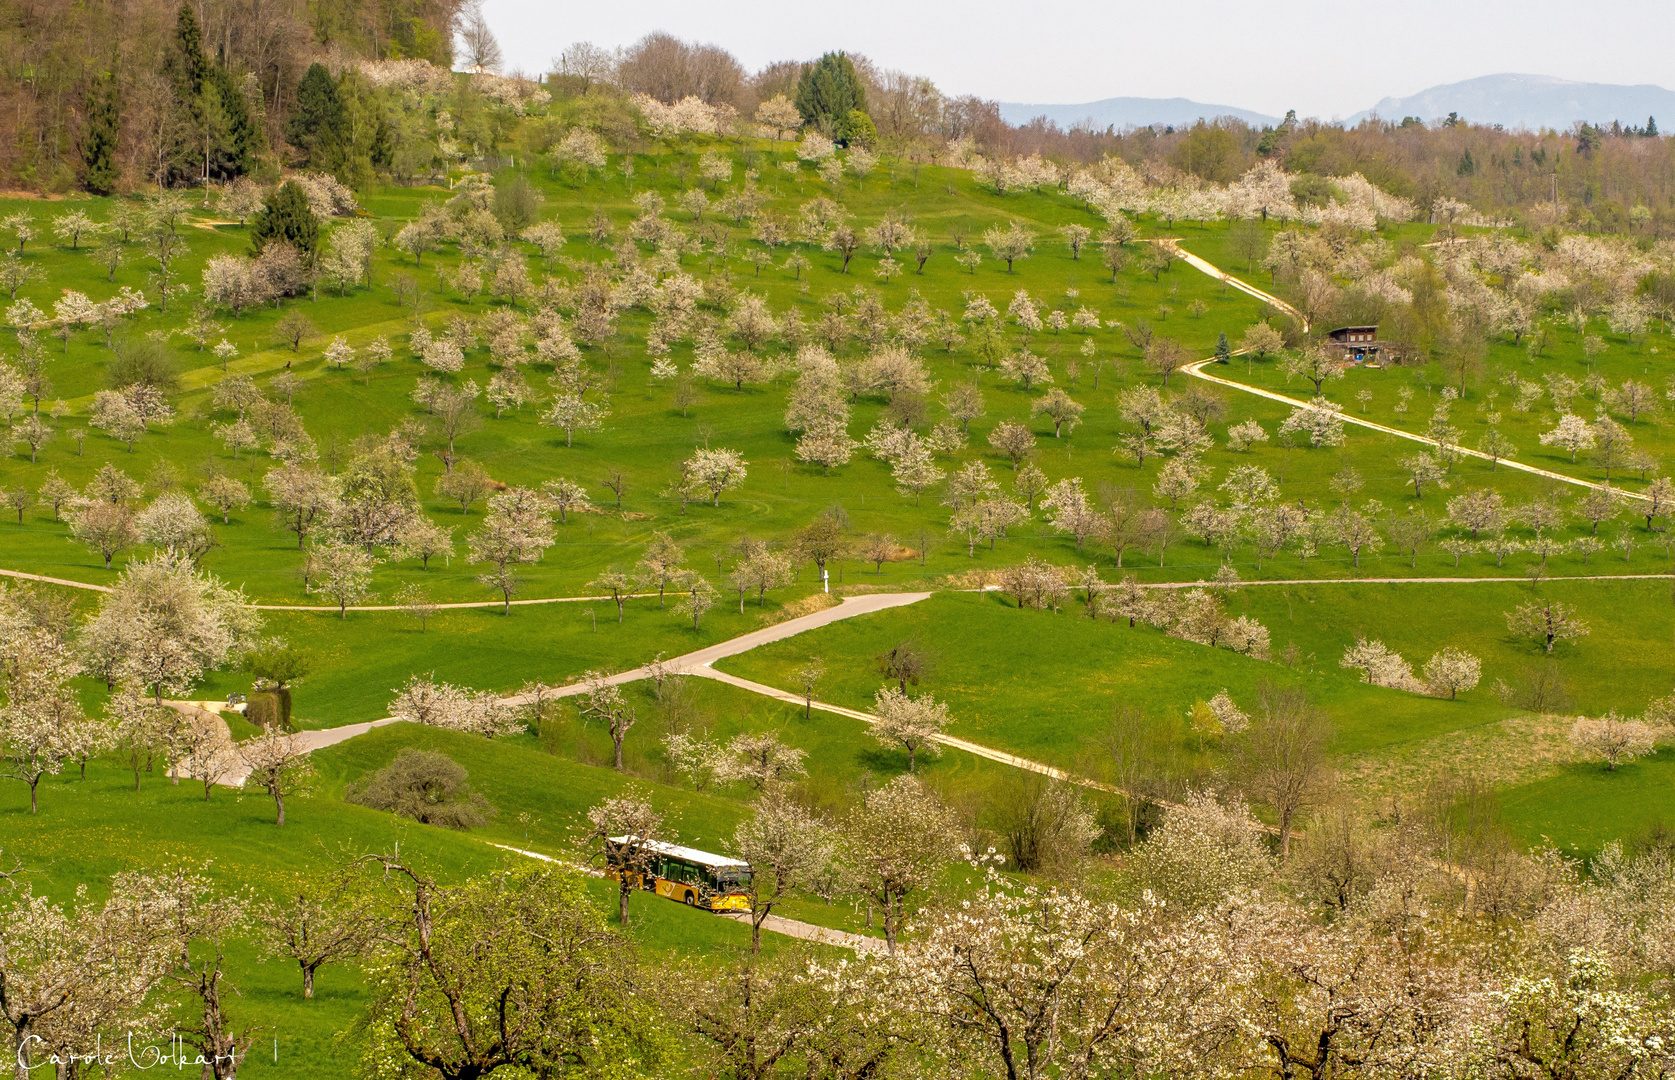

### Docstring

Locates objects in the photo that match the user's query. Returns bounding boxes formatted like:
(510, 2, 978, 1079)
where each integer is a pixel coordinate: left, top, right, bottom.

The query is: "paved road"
(506, 591, 933, 704)
(166, 697, 405, 787)
(181, 591, 935, 785)
(485, 842, 887, 952)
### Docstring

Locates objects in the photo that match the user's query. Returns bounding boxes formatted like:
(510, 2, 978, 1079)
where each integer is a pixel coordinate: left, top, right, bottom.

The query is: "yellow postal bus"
(607, 836, 752, 913)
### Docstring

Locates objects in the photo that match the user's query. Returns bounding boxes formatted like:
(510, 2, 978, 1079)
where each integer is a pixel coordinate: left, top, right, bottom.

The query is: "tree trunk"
(302, 964, 315, 999)
(13, 1022, 33, 1080)
(273, 787, 286, 827)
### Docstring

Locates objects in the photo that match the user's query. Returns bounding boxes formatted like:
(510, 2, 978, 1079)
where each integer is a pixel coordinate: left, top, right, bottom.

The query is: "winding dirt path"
(1184, 357, 1647, 501)
(1151, 239, 1310, 329)
(692, 666, 1120, 791)
(0, 568, 110, 592)
(1163, 242, 1646, 502)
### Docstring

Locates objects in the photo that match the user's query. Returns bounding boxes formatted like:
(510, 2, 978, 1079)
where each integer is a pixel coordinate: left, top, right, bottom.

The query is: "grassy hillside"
(7, 154, 1669, 606)
(4, 128, 1674, 1077)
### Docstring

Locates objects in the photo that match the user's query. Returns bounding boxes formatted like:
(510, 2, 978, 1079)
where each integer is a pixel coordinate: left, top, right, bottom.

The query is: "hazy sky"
(481, 0, 1675, 119)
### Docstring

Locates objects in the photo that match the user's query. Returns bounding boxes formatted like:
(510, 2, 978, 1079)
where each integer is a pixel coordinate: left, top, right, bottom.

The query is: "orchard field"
(4, 88, 1675, 1077)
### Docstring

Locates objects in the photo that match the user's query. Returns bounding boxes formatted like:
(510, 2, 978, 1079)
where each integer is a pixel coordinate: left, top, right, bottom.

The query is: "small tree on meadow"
(869, 686, 949, 772)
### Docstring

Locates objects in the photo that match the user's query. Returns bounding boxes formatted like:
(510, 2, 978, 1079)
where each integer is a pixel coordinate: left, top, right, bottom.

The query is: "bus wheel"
(684, 892, 696, 907)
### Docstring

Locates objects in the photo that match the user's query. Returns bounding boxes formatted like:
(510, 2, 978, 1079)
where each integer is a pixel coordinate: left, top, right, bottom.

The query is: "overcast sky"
(480, 0, 1675, 120)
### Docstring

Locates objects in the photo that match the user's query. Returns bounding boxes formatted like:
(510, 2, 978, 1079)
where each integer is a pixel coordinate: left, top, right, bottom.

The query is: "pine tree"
(369, 111, 394, 170)
(172, 3, 206, 99)
(205, 66, 256, 179)
(81, 70, 121, 195)
(287, 63, 348, 176)
(250, 181, 319, 261)
(1215, 332, 1231, 365)
(795, 53, 867, 142)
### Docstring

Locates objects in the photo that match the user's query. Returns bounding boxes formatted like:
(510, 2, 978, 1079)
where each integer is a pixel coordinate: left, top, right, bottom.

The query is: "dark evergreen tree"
(204, 66, 256, 180)
(287, 63, 349, 175)
(368, 109, 395, 171)
(81, 70, 121, 195)
(172, 4, 207, 99)
(249, 181, 319, 261)
(1215, 332, 1231, 365)
(795, 52, 867, 142)
(160, 3, 210, 185)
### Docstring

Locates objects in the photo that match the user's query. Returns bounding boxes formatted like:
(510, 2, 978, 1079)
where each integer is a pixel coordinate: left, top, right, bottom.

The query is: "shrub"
(989, 772, 1099, 875)
(345, 748, 497, 830)
(245, 691, 282, 730)
(106, 336, 178, 391)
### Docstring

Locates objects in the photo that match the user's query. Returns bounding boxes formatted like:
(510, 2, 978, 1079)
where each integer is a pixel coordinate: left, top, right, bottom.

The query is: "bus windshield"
(714, 868, 752, 893)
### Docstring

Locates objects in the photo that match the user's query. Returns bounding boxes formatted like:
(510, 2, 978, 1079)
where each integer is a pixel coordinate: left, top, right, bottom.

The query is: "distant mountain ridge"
(1001, 74, 1675, 134)
(997, 97, 1280, 131)
(1346, 74, 1675, 131)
